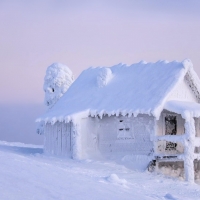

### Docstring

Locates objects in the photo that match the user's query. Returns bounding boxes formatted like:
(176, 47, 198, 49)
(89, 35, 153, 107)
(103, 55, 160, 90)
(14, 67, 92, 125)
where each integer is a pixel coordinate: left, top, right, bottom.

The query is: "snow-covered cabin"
(37, 59, 200, 182)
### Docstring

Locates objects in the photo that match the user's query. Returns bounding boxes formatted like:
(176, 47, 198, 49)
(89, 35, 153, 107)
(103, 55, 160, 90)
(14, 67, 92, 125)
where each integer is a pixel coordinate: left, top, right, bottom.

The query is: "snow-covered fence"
(154, 113, 200, 182)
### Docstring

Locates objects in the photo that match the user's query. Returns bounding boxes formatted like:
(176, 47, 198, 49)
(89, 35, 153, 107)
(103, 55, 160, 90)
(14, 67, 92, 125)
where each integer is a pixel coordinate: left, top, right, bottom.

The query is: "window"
(164, 114, 177, 151)
(117, 119, 134, 140)
(165, 115, 177, 135)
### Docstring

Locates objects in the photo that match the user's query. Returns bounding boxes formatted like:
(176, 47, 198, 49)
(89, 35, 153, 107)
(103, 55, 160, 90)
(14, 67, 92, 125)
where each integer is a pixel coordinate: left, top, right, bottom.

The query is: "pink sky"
(0, 0, 200, 104)
(0, 1, 200, 144)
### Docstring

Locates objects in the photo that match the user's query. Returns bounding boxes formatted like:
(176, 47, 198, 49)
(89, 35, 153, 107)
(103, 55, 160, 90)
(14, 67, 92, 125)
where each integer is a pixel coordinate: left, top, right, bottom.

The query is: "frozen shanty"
(37, 59, 200, 182)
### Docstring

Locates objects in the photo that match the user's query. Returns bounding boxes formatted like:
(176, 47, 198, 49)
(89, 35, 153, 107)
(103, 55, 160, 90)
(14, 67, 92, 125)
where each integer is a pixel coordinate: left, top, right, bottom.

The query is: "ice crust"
(37, 59, 195, 123)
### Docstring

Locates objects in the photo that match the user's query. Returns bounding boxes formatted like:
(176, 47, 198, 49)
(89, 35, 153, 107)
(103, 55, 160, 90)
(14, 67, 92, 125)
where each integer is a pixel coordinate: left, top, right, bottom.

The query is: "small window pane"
(165, 115, 177, 135)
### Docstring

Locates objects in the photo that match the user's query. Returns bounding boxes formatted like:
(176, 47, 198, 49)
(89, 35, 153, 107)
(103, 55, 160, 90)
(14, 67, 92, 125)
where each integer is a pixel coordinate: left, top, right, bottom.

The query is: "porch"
(154, 101, 200, 182)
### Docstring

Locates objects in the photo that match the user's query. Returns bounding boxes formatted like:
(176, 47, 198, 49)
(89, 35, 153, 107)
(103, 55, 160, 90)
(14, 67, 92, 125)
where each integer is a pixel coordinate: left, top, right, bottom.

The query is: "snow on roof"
(164, 100, 200, 119)
(37, 59, 197, 123)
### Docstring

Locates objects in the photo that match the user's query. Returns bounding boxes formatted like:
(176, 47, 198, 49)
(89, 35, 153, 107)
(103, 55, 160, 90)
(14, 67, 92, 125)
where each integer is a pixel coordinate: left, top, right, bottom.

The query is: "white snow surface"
(0, 141, 200, 200)
(38, 59, 195, 123)
(43, 63, 74, 108)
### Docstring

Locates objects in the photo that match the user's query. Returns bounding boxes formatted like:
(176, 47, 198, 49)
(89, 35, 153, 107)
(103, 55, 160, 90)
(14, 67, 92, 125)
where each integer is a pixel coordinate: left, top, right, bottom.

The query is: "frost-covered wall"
(96, 115, 154, 157)
(80, 118, 98, 158)
(43, 112, 199, 162)
(44, 115, 154, 159)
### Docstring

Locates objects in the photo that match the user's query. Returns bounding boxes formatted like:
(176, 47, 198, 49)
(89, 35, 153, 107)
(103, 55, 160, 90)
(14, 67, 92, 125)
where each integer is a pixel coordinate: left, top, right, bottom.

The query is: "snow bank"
(106, 174, 127, 186)
(121, 155, 153, 172)
(37, 59, 194, 123)
(158, 161, 200, 182)
(158, 163, 185, 180)
(1, 141, 200, 199)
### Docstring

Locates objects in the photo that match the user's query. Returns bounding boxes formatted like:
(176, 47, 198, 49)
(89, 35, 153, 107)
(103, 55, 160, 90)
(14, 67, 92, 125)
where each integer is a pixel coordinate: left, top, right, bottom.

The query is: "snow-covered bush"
(43, 63, 74, 108)
(37, 63, 74, 135)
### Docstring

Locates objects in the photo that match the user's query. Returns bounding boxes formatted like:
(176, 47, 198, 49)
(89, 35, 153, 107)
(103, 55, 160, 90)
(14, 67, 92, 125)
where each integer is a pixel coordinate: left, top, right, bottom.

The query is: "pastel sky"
(0, 1, 200, 144)
(0, 0, 200, 104)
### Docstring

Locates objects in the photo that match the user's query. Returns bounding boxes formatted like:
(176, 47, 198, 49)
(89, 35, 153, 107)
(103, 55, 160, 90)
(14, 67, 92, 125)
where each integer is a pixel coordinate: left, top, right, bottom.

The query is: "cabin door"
(56, 122, 72, 156)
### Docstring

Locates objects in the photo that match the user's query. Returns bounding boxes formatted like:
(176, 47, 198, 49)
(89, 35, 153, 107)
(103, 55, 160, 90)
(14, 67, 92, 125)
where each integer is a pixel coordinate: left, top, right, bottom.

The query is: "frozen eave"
(36, 109, 156, 124)
(164, 100, 200, 119)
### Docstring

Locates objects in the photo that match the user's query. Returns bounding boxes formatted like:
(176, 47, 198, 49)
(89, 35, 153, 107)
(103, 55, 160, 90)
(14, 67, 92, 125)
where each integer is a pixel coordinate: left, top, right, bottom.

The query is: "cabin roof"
(37, 59, 200, 123)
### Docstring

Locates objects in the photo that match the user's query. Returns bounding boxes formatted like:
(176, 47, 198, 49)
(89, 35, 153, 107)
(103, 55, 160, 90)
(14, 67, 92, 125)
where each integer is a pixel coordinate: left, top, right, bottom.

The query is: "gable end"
(185, 71, 200, 103)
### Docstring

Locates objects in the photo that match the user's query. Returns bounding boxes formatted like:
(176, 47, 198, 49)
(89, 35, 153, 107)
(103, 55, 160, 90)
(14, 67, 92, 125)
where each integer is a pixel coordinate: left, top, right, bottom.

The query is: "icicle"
(116, 110, 119, 117)
(58, 116, 64, 122)
(128, 111, 132, 118)
(133, 112, 138, 117)
(111, 110, 115, 116)
(107, 111, 112, 117)
(90, 110, 96, 117)
(121, 110, 126, 116)
(66, 116, 70, 123)
(45, 118, 49, 125)
(99, 110, 104, 119)
(90, 110, 93, 117)
(51, 117, 57, 125)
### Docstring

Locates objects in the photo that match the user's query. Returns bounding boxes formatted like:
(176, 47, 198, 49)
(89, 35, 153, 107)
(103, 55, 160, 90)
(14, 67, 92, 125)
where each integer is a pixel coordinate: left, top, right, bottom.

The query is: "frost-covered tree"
(36, 122, 44, 135)
(36, 63, 74, 135)
(43, 62, 74, 108)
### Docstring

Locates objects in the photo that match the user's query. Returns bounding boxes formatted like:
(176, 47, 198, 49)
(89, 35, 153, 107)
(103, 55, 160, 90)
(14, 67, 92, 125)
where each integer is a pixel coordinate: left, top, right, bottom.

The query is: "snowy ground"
(0, 141, 200, 200)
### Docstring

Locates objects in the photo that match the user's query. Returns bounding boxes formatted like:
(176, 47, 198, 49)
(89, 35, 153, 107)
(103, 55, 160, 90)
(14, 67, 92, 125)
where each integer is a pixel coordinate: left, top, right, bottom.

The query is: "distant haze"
(0, 1, 200, 144)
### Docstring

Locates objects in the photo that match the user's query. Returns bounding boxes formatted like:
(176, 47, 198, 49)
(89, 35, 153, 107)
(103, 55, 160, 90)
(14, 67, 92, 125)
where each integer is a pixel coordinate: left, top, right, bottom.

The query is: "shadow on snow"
(0, 144, 43, 155)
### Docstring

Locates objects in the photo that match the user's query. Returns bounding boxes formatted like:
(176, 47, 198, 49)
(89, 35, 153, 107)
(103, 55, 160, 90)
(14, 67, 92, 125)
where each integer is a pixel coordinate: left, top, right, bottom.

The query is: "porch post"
(184, 116, 195, 182)
(71, 121, 82, 160)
